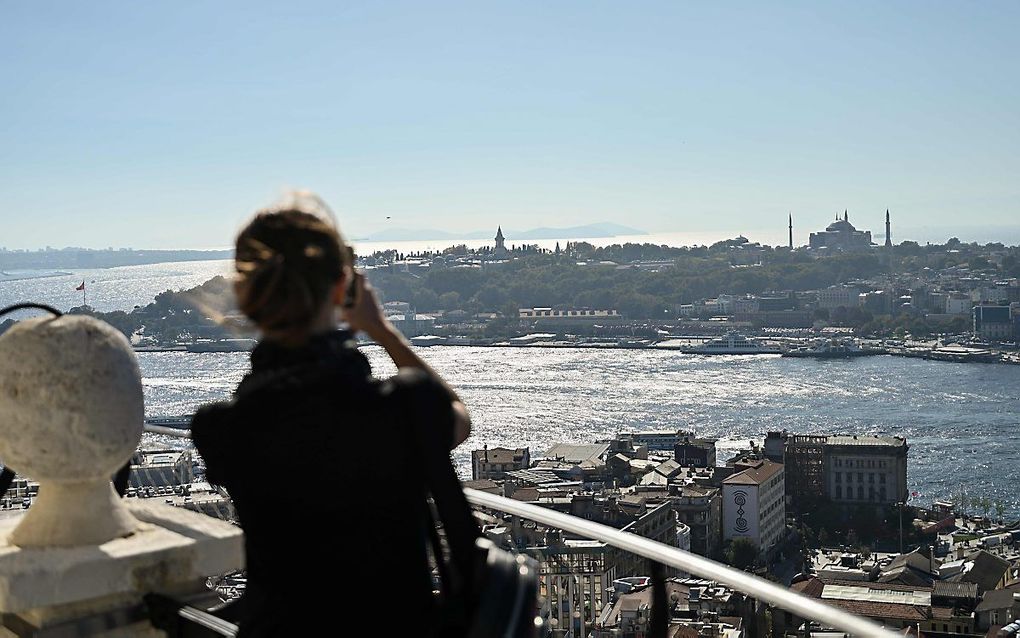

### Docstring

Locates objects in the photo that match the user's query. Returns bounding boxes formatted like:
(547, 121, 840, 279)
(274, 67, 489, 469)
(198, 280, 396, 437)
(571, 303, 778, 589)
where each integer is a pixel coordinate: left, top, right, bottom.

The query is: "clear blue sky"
(1, 1, 1018, 249)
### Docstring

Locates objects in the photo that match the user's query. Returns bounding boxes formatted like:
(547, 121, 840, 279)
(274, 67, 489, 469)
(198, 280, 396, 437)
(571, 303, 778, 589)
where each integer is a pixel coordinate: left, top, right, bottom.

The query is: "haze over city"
(2, 1, 1018, 250)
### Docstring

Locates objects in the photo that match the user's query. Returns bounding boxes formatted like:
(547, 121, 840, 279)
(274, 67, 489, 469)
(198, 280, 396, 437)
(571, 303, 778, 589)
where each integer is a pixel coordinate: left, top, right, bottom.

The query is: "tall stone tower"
(788, 213, 793, 249)
(885, 209, 892, 248)
(494, 226, 508, 258)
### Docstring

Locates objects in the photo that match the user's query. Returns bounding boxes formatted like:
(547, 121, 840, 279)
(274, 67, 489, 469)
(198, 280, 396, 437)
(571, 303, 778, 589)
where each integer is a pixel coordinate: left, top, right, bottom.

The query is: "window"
(880, 474, 886, 484)
(836, 472, 842, 483)
(868, 473, 874, 484)
(858, 472, 864, 482)
(858, 486, 864, 500)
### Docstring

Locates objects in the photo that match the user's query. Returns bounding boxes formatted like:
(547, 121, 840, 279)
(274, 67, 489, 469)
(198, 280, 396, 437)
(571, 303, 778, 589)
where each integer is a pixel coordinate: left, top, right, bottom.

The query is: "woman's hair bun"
(234, 191, 350, 339)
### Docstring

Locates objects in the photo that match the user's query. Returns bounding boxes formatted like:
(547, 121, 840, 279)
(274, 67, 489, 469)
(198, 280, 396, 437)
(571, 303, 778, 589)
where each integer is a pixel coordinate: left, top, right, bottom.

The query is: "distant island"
(359, 222, 646, 242)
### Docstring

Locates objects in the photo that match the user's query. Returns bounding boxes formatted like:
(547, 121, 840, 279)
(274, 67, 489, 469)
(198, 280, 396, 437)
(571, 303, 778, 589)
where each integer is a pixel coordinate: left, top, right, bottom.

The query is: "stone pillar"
(0, 315, 244, 636)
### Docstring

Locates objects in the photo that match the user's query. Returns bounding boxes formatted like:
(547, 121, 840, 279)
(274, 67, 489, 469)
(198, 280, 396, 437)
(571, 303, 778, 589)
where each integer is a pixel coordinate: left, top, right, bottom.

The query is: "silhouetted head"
(234, 192, 351, 344)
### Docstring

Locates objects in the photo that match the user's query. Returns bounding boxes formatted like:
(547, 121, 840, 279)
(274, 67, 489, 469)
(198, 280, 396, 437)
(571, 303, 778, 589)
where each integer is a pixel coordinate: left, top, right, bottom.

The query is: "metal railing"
(464, 488, 897, 638)
(141, 424, 899, 638)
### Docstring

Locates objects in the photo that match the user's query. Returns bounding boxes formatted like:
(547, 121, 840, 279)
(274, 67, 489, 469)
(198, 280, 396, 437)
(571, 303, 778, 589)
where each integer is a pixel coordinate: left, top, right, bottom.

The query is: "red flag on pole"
(75, 281, 85, 291)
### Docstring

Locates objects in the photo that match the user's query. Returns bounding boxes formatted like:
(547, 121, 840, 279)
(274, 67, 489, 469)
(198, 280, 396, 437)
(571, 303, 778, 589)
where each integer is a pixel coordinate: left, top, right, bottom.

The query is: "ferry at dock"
(676, 331, 782, 355)
(783, 338, 884, 358)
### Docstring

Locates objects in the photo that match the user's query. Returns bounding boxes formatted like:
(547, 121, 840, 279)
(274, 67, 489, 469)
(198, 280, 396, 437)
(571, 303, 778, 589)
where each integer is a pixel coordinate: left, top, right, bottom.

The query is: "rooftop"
(723, 460, 783, 486)
(542, 442, 610, 464)
(827, 435, 907, 448)
(471, 446, 527, 464)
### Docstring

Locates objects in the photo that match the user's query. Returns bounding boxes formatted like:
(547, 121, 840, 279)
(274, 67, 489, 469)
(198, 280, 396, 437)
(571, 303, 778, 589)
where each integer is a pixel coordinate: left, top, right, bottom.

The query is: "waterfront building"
(771, 434, 827, 511)
(973, 305, 1015, 341)
(808, 211, 874, 251)
(827, 435, 908, 506)
(674, 437, 717, 468)
(383, 309, 437, 337)
(721, 460, 785, 559)
(733, 309, 814, 328)
(816, 285, 863, 310)
(622, 430, 693, 453)
(518, 307, 622, 322)
(471, 446, 531, 481)
(732, 296, 759, 314)
(770, 431, 909, 509)
(945, 292, 973, 315)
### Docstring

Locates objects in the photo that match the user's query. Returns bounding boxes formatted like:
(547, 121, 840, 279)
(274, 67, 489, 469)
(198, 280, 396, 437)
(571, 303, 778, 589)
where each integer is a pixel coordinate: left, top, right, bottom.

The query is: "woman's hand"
(340, 272, 393, 340)
(341, 271, 472, 447)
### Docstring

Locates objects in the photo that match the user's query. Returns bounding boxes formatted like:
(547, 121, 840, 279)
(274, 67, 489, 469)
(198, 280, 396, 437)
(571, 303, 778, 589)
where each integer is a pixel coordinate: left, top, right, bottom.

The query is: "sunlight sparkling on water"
(6, 260, 1019, 514)
(137, 346, 1020, 514)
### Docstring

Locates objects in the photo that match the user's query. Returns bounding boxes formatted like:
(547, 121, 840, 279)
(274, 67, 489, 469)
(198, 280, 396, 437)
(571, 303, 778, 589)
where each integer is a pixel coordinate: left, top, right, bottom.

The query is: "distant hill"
(515, 223, 645, 240)
(0, 248, 232, 270)
(361, 222, 646, 242)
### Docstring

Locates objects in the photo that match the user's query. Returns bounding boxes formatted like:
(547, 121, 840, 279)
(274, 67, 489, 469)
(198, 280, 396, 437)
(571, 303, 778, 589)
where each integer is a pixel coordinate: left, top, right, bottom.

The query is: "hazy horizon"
(2, 2, 1018, 249)
(5, 221, 1020, 255)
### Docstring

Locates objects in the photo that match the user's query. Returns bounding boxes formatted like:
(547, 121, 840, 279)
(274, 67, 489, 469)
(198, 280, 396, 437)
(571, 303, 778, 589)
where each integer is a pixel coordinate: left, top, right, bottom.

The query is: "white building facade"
(721, 460, 785, 559)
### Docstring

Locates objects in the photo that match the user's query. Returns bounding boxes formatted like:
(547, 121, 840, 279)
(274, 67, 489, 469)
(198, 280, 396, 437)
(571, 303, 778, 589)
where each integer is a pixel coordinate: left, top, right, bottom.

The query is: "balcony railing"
(140, 423, 898, 638)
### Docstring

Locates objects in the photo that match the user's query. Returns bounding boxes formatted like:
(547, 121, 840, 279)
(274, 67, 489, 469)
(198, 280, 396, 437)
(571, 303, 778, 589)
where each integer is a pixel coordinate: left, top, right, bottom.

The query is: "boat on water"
(678, 331, 781, 355)
(783, 338, 884, 358)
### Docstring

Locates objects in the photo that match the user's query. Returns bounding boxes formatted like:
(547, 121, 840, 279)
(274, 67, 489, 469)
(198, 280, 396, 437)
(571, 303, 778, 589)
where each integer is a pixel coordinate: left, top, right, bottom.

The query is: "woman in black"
(190, 200, 471, 637)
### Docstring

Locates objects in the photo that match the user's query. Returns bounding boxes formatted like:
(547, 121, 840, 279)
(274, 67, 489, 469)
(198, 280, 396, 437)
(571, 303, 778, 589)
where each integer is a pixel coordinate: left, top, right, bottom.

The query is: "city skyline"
(2, 1, 1018, 249)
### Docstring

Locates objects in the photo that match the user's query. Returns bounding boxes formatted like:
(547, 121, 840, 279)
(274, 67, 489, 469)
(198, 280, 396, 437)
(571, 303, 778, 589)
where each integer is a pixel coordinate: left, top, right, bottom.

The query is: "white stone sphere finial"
(0, 315, 144, 547)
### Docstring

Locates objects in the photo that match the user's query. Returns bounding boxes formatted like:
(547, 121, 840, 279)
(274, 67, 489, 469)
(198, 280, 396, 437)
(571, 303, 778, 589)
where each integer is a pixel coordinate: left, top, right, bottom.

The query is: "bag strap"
(409, 396, 481, 600)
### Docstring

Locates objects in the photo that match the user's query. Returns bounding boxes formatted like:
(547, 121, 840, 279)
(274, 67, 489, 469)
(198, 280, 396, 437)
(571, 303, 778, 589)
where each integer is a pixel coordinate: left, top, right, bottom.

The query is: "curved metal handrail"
(464, 488, 898, 638)
(144, 423, 193, 438)
(142, 424, 896, 637)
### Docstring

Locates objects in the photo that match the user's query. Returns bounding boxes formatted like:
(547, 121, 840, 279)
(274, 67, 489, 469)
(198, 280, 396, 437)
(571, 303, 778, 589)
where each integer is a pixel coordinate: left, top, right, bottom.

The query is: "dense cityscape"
(3, 214, 1020, 637)
(7, 212, 1017, 359)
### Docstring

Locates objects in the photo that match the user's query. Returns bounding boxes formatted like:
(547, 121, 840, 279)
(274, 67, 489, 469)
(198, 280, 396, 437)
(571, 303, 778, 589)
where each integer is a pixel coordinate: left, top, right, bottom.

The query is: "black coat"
(191, 330, 454, 637)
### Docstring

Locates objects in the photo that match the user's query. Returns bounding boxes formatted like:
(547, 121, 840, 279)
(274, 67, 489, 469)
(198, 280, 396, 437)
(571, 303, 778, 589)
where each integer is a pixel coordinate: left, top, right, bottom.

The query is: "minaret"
(844, 209, 848, 222)
(788, 213, 793, 249)
(885, 209, 892, 248)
